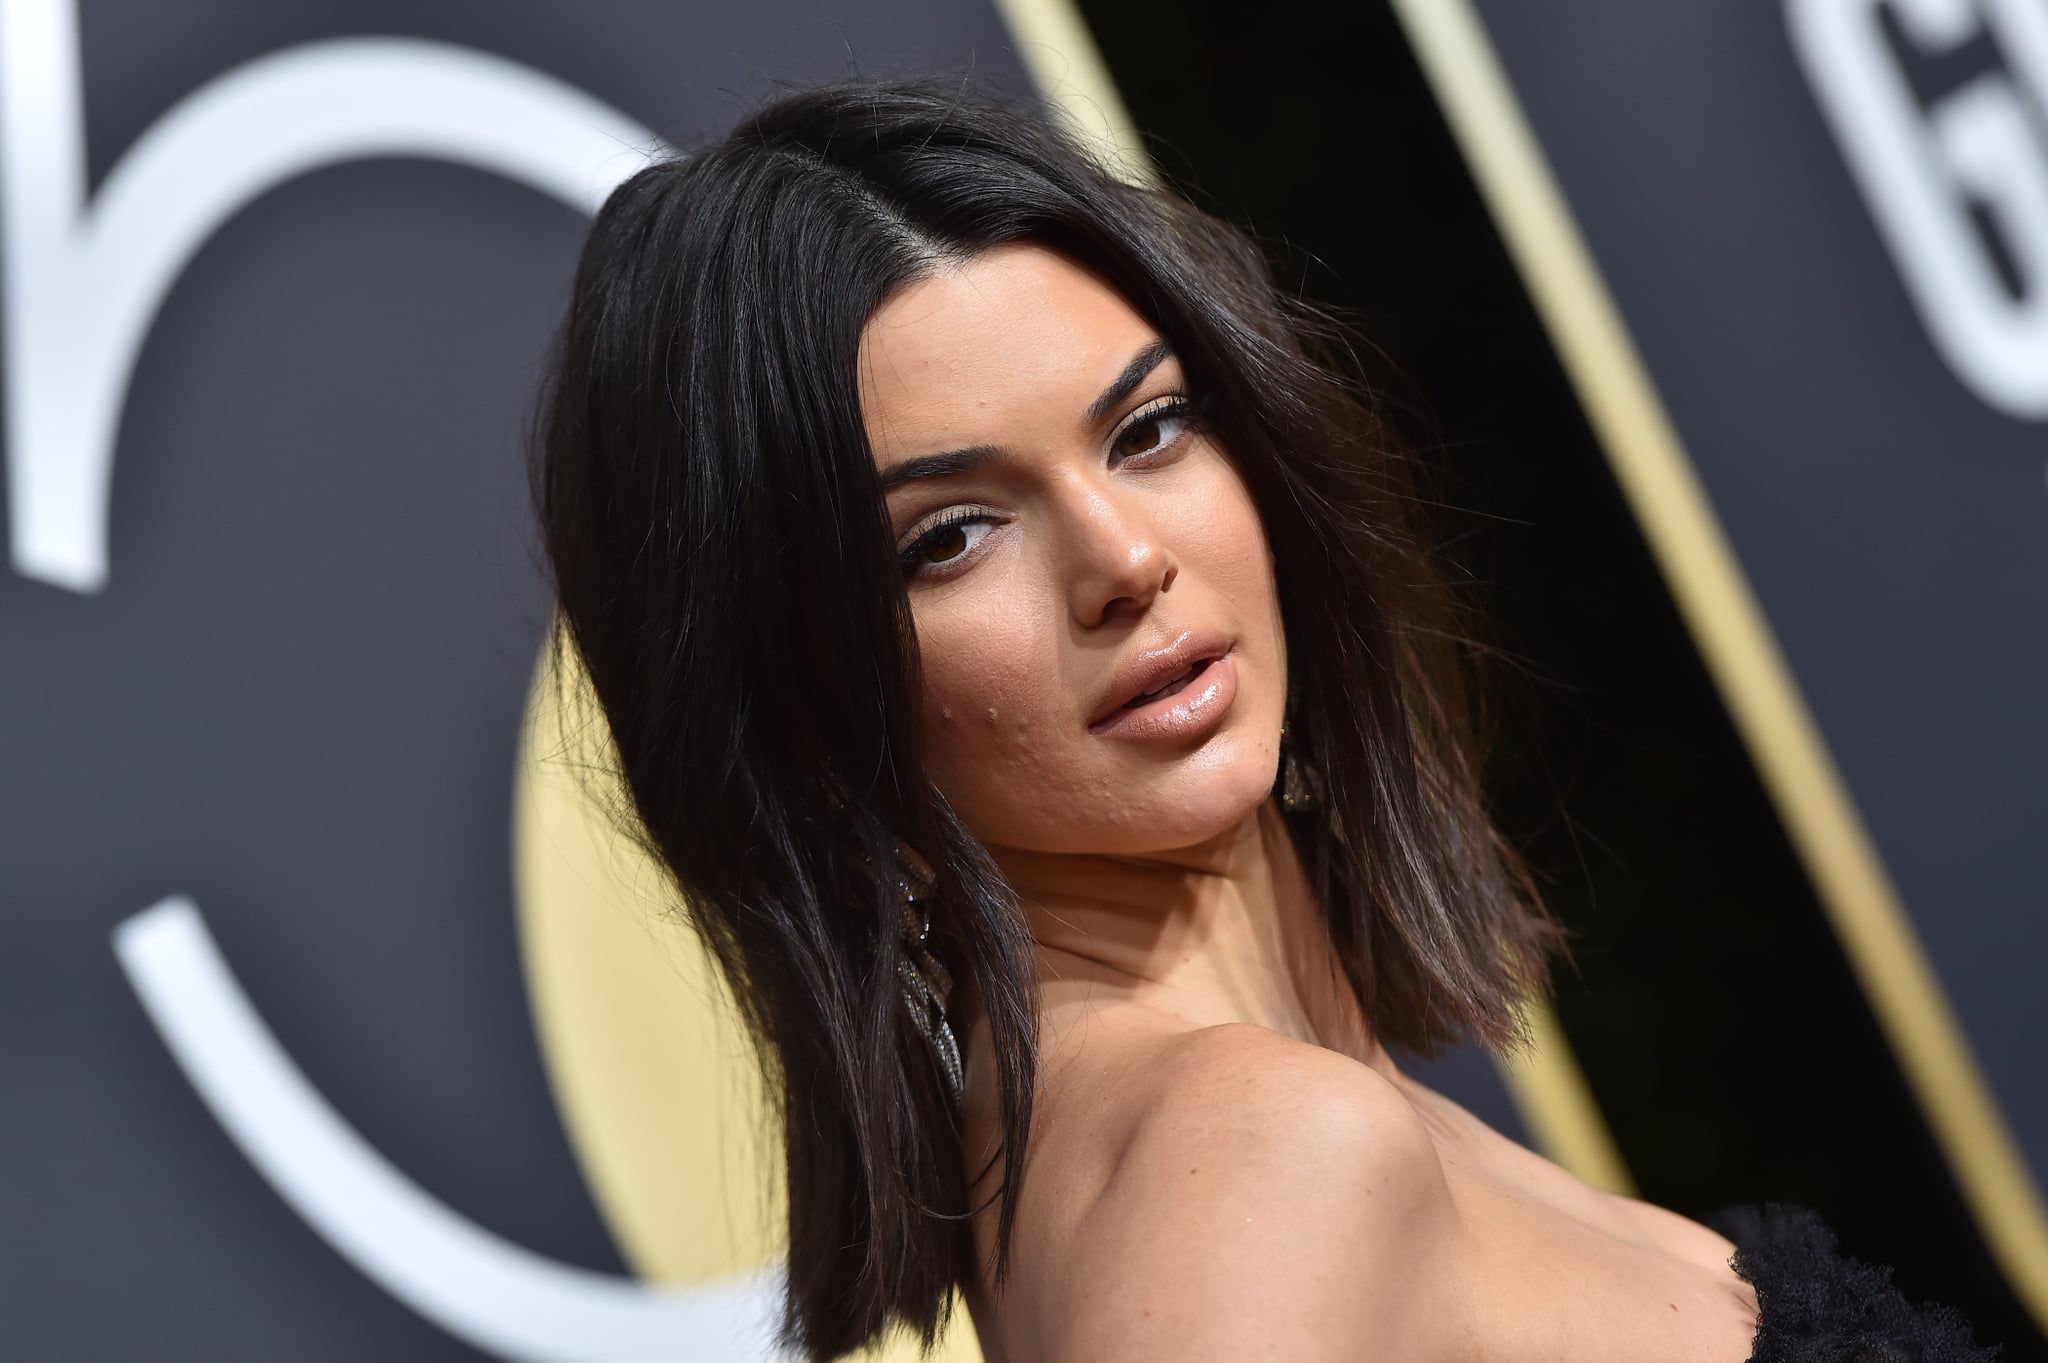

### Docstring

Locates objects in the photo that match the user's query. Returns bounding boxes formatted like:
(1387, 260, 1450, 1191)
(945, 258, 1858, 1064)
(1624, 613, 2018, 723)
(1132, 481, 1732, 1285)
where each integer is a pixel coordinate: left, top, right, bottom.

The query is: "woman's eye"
(900, 514, 996, 578)
(1111, 400, 1196, 464)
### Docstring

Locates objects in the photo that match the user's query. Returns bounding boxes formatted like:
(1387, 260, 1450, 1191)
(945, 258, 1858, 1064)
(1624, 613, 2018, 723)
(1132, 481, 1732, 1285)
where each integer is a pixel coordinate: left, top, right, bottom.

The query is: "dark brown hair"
(530, 73, 1562, 1362)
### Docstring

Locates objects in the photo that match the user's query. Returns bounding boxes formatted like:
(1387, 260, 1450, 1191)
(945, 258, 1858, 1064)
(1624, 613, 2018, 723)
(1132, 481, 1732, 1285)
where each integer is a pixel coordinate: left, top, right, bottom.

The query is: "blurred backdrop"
(2, 0, 2042, 1358)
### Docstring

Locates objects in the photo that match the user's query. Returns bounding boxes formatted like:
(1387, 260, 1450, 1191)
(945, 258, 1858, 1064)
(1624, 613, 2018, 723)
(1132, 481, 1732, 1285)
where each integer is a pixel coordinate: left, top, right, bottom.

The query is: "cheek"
(905, 454, 1289, 852)
(1207, 492, 1276, 602)
(1171, 463, 1287, 673)
(910, 589, 1074, 829)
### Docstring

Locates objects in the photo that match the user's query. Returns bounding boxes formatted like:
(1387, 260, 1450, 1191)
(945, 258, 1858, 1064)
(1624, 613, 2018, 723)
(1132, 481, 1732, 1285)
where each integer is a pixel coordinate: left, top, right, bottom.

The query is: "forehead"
(857, 243, 1159, 462)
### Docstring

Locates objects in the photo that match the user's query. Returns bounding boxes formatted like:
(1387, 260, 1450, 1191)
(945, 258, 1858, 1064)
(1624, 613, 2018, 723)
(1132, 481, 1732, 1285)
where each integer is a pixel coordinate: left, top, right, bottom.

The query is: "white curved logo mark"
(1, 0, 659, 591)
(1789, 0, 2048, 420)
(0, 0, 785, 1355)
(116, 899, 791, 1363)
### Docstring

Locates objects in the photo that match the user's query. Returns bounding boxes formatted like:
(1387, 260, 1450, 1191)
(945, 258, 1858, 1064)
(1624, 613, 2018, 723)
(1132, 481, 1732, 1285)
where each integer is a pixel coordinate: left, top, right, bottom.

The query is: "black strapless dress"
(1706, 1202, 2003, 1362)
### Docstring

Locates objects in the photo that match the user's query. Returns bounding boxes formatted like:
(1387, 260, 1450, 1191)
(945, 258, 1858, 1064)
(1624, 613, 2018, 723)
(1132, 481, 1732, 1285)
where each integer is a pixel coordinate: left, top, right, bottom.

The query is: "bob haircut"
(532, 74, 1563, 1362)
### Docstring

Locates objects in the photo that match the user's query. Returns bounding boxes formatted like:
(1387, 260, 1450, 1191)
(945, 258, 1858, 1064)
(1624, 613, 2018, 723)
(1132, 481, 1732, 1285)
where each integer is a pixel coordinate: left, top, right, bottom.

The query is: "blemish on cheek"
(985, 707, 998, 723)
(940, 706, 955, 721)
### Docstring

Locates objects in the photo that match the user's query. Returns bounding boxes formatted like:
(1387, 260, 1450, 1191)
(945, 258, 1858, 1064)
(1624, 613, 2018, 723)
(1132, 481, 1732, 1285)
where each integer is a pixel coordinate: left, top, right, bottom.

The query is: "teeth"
(1135, 661, 1200, 704)
(1150, 666, 1193, 696)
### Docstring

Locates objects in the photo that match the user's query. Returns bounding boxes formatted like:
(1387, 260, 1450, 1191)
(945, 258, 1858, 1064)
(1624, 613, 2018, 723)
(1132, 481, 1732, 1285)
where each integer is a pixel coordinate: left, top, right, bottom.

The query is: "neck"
(984, 797, 1393, 1080)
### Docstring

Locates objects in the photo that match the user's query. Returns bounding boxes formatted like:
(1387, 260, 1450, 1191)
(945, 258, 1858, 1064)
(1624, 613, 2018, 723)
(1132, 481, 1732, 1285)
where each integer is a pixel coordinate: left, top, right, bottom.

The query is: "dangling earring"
(1279, 719, 1323, 813)
(891, 838, 966, 1116)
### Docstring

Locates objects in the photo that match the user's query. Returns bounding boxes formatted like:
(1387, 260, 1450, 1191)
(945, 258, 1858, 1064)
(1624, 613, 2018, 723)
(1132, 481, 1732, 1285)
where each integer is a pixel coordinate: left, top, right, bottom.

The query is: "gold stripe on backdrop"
(1385, 0, 2048, 1330)
(1502, 995, 1635, 1197)
(989, 0, 1156, 187)
(992, 0, 1637, 1200)
(517, 645, 990, 1362)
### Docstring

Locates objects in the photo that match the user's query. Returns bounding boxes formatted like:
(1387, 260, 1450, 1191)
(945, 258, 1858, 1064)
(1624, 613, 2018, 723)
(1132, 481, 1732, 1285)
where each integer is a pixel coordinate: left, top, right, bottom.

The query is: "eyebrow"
(878, 443, 1002, 492)
(1085, 338, 1174, 426)
(877, 338, 1176, 493)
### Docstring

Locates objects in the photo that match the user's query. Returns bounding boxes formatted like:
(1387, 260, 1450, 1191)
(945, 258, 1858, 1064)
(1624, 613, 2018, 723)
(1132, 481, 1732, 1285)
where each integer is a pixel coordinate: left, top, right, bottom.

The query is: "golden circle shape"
(513, 642, 984, 1359)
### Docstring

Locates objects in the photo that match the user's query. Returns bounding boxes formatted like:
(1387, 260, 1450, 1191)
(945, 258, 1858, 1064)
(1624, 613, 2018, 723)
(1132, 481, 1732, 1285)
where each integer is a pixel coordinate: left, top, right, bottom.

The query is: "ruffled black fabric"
(1705, 1202, 2002, 1363)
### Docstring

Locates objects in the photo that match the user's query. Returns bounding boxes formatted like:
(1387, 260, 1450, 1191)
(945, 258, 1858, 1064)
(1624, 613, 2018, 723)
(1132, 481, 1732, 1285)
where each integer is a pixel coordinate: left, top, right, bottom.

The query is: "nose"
(1062, 477, 1177, 628)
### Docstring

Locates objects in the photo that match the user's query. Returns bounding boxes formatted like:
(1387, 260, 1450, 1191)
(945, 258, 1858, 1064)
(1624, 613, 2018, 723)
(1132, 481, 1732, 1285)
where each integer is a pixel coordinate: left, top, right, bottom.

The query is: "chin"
(1081, 736, 1283, 854)
(934, 711, 1285, 855)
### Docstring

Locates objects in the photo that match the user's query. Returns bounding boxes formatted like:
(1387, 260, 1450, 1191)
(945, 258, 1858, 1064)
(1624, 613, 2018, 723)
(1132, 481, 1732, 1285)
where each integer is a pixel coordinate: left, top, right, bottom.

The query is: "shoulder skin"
(1032, 1021, 1463, 1363)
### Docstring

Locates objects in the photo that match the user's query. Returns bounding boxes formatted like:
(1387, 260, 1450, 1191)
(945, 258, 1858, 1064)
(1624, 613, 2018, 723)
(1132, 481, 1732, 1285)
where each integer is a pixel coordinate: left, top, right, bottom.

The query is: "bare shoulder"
(1106, 1021, 1442, 1185)
(1040, 1022, 1460, 1362)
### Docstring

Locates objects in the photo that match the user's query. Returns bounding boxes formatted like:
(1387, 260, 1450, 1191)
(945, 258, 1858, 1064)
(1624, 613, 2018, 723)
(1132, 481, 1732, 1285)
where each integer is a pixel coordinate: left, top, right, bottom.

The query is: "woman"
(531, 76, 1999, 1363)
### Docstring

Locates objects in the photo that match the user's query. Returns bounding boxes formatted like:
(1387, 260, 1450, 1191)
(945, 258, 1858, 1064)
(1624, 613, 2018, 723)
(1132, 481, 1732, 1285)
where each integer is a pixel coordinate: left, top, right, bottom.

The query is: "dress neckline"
(1708, 1202, 2001, 1362)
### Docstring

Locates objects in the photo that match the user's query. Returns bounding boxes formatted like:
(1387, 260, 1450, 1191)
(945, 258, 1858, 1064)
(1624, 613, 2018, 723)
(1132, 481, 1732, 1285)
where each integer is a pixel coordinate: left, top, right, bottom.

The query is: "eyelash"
(896, 507, 996, 581)
(895, 393, 1211, 582)
(1109, 393, 1208, 466)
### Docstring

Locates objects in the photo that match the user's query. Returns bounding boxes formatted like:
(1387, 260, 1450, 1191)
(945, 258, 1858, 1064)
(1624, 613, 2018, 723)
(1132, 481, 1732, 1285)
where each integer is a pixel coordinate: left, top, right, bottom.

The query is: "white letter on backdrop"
(116, 899, 792, 1363)
(1789, 0, 2048, 419)
(0, 0, 662, 590)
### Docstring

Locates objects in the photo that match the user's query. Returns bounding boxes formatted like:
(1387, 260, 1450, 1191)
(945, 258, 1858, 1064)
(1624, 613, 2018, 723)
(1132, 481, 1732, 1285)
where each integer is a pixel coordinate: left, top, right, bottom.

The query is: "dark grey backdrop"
(1471, 0, 2047, 1199)
(0, 3, 1019, 1358)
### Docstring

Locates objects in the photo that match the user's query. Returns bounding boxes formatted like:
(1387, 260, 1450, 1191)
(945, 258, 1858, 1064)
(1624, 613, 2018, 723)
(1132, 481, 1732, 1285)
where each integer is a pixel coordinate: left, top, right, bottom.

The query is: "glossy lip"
(1087, 630, 1239, 742)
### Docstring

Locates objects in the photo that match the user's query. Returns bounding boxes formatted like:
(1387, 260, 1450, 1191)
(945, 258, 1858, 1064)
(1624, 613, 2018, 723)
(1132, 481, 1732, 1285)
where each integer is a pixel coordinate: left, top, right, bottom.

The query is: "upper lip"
(1087, 629, 1234, 729)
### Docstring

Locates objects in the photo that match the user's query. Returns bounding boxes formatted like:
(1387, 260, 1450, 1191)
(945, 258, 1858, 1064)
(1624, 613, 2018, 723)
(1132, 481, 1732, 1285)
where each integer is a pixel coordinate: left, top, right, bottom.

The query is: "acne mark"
(985, 707, 998, 722)
(940, 706, 954, 721)
(1188, 1167, 1198, 1175)
(1668, 1303, 1678, 1311)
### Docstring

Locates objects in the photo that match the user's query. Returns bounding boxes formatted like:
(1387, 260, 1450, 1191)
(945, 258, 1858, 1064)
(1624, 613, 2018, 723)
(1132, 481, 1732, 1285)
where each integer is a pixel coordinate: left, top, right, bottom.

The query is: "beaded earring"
(889, 838, 966, 1116)
(820, 772, 966, 1117)
(1279, 719, 1324, 813)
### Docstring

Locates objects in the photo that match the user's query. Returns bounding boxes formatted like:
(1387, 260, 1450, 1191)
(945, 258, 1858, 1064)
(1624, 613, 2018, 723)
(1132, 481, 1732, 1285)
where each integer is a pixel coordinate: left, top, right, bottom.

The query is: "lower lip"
(1090, 652, 1239, 743)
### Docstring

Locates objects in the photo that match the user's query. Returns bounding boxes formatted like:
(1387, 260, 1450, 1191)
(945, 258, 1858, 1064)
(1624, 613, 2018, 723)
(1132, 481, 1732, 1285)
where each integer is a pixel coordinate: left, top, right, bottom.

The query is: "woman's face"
(858, 243, 1288, 854)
